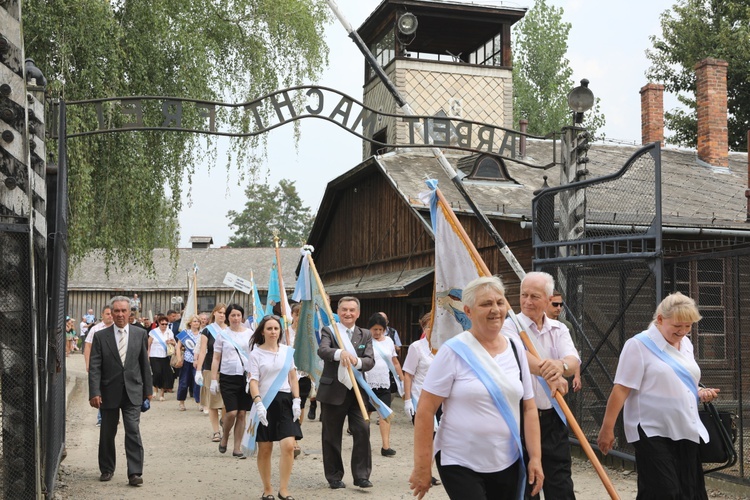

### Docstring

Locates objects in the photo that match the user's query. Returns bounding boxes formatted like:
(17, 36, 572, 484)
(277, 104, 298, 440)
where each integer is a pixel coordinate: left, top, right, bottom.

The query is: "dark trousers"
(633, 426, 708, 500)
(527, 409, 575, 500)
(320, 390, 371, 483)
(98, 387, 144, 477)
(437, 451, 520, 500)
(177, 362, 199, 402)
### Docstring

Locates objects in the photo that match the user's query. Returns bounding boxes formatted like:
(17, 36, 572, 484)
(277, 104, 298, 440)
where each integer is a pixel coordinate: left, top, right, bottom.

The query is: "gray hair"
(338, 296, 360, 309)
(109, 295, 131, 308)
(462, 276, 506, 308)
(522, 272, 555, 297)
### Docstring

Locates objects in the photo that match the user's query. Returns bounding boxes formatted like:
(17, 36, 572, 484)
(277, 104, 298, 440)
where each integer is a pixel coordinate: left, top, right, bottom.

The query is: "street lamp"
(567, 79, 594, 124)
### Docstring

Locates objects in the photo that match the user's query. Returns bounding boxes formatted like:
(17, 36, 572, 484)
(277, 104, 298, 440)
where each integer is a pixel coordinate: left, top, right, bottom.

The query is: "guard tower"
(357, 0, 526, 158)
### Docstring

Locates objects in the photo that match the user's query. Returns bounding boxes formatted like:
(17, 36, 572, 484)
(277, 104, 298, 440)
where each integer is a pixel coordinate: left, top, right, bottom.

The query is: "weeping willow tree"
(23, 0, 330, 272)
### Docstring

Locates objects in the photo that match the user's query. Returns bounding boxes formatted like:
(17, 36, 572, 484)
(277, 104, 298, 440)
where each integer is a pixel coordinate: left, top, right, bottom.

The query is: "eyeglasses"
(551, 302, 563, 307)
(159, 322, 168, 325)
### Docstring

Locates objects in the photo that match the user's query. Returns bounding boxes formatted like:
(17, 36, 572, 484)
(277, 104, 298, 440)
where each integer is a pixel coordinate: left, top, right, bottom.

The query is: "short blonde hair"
(653, 292, 702, 324)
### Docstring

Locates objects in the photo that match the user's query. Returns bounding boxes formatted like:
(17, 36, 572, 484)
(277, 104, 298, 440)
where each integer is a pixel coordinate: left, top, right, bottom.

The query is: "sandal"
(211, 432, 221, 442)
(233, 451, 246, 459)
(178, 403, 186, 411)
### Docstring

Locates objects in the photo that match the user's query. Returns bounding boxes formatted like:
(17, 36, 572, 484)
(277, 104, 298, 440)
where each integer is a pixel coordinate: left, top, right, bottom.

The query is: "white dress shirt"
(500, 312, 580, 410)
(615, 323, 708, 444)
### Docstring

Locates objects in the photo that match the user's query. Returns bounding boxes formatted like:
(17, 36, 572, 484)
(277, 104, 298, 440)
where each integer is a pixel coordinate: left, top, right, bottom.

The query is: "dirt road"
(54, 353, 742, 499)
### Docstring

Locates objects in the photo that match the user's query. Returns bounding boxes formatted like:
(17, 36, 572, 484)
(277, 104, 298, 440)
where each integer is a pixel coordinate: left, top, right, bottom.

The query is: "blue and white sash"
(512, 317, 567, 425)
(634, 331, 699, 402)
(444, 332, 525, 500)
(219, 328, 250, 370)
(373, 339, 404, 397)
(206, 323, 221, 340)
(177, 330, 198, 362)
(241, 346, 295, 456)
(331, 325, 393, 421)
(150, 330, 169, 353)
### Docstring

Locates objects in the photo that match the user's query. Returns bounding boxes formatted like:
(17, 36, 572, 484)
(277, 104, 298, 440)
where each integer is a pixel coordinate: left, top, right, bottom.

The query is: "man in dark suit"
(89, 296, 153, 486)
(317, 296, 375, 489)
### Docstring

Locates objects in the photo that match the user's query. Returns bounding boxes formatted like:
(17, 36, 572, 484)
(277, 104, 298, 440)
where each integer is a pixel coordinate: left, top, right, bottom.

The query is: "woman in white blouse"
(210, 304, 253, 457)
(598, 292, 720, 499)
(403, 311, 434, 422)
(248, 314, 302, 500)
(410, 276, 543, 499)
(364, 313, 404, 457)
(148, 315, 176, 401)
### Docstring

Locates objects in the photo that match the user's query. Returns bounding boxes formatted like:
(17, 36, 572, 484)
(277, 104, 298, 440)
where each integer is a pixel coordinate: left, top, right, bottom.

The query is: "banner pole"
(304, 251, 369, 422)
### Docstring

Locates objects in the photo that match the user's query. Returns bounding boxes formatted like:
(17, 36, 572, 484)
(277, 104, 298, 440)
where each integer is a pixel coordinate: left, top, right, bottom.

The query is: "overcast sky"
(177, 0, 680, 248)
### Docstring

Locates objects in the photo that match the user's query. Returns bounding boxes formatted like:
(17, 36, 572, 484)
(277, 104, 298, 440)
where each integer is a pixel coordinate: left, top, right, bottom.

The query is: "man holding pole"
(501, 272, 580, 499)
(317, 296, 375, 489)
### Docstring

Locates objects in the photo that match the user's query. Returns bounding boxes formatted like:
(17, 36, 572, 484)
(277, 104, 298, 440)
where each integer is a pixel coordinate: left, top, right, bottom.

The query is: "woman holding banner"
(148, 315, 176, 401)
(196, 303, 226, 441)
(210, 304, 253, 457)
(410, 276, 543, 500)
(597, 292, 719, 499)
(247, 314, 302, 500)
(365, 313, 404, 457)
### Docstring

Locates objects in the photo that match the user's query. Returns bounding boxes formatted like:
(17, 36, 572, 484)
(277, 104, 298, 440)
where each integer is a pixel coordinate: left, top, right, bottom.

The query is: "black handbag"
(698, 400, 737, 473)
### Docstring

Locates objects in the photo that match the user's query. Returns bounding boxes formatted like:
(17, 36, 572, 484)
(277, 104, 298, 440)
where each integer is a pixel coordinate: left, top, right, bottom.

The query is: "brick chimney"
(695, 58, 728, 167)
(640, 83, 665, 145)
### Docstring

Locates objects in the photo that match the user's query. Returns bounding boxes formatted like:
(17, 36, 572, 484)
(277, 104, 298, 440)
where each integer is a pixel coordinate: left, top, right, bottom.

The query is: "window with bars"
(673, 259, 727, 362)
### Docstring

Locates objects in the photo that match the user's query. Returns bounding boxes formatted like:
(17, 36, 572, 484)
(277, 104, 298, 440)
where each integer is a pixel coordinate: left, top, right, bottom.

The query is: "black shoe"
(328, 480, 346, 489)
(381, 447, 396, 457)
(128, 474, 143, 486)
(307, 408, 316, 420)
(431, 476, 441, 486)
(99, 472, 113, 482)
(354, 478, 373, 488)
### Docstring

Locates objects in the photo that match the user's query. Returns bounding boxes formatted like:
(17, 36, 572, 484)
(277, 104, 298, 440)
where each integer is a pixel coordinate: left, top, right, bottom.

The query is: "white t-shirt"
(148, 328, 174, 358)
(214, 327, 252, 376)
(615, 323, 707, 444)
(85, 321, 111, 343)
(366, 336, 397, 389)
(423, 335, 534, 473)
(402, 338, 434, 401)
(500, 312, 580, 410)
(249, 344, 296, 396)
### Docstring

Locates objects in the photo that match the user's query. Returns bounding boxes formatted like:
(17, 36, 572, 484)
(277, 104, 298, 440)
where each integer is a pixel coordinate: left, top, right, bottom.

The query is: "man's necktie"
(346, 328, 353, 341)
(118, 328, 127, 364)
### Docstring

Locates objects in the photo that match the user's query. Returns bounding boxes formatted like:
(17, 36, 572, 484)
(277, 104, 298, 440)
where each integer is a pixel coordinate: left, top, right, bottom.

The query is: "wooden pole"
(273, 235, 291, 345)
(305, 251, 369, 422)
(434, 187, 620, 500)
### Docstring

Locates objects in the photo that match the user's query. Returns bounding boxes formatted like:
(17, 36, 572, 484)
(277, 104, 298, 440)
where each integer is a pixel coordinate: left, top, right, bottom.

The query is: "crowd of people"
(82, 276, 720, 500)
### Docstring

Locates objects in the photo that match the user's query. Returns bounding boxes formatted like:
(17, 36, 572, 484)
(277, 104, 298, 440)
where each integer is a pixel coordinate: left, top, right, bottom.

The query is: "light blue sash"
(634, 332, 699, 402)
(150, 330, 169, 352)
(241, 346, 295, 455)
(218, 328, 250, 369)
(373, 339, 404, 396)
(206, 323, 221, 340)
(444, 336, 525, 500)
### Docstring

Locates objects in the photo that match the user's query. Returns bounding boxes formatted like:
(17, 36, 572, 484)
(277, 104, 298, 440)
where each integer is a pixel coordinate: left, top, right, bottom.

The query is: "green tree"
(227, 179, 313, 247)
(512, 0, 605, 138)
(23, 0, 329, 271)
(646, 0, 750, 150)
